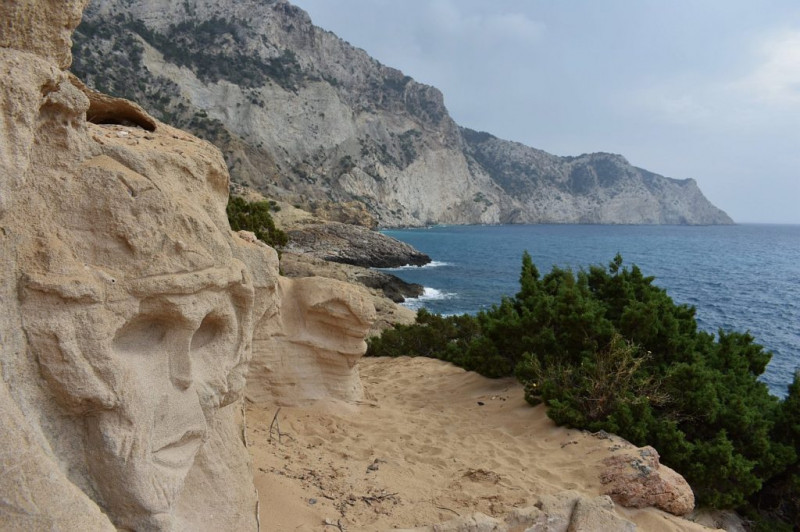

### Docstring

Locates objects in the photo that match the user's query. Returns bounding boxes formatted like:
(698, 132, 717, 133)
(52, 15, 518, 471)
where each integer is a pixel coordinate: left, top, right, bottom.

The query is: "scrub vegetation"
(367, 253, 799, 529)
(226, 196, 288, 248)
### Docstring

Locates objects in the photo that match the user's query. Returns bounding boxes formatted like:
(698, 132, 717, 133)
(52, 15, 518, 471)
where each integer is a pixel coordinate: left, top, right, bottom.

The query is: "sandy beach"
(247, 356, 715, 531)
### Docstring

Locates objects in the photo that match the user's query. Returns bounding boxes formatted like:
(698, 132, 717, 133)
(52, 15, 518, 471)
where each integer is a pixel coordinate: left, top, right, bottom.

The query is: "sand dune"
(247, 356, 715, 531)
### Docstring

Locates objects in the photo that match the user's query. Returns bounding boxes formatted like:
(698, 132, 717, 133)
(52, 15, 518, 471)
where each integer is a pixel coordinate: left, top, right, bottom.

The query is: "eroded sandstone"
(247, 276, 377, 405)
(1, 2, 276, 527)
(396, 491, 637, 532)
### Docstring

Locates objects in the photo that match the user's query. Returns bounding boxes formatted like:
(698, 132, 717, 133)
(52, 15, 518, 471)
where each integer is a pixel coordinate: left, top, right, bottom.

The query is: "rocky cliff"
(71, 0, 733, 227)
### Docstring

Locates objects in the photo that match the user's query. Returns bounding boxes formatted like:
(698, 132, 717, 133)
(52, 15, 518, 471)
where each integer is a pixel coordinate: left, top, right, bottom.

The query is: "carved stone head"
(1, 2, 273, 527)
(247, 276, 376, 405)
(16, 115, 275, 529)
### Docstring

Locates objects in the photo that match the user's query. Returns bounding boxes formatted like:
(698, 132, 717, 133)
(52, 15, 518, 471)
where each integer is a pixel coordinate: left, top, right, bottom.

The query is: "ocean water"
(381, 224, 800, 397)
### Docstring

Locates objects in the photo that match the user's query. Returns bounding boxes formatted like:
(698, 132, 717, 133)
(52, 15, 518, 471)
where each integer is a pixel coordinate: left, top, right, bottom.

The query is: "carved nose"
(169, 338, 193, 391)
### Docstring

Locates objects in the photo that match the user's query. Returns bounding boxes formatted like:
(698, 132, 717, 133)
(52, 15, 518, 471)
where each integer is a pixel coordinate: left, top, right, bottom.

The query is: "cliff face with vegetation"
(72, 0, 733, 227)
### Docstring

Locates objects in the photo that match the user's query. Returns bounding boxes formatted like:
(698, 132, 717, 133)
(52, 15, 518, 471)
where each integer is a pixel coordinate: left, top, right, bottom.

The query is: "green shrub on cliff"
(753, 371, 800, 529)
(226, 196, 288, 248)
(367, 252, 799, 518)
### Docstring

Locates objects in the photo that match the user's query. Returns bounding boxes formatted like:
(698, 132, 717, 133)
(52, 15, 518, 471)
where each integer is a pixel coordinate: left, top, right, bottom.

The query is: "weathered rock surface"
(1, 4, 116, 530)
(0, 0, 88, 68)
(286, 221, 432, 268)
(0, 2, 281, 527)
(600, 445, 695, 516)
(396, 491, 637, 532)
(307, 199, 379, 228)
(280, 250, 423, 305)
(246, 276, 376, 405)
(241, 194, 423, 311)
(72, 0, 734, 227)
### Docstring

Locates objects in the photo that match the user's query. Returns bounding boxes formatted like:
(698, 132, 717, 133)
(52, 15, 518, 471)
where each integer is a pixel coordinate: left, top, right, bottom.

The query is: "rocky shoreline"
(253, 196, 426, 331)
(285, 220, 431, 268)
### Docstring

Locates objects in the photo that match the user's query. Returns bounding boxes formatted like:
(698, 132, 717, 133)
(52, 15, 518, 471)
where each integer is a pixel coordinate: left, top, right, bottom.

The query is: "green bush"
(367, 252, 799, 521)
(226, 196, 288, 248)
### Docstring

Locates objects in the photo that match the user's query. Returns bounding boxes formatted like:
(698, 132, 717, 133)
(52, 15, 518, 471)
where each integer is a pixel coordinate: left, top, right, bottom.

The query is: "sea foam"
(379, 261, 450, 271)
(402, 287, 455, 310)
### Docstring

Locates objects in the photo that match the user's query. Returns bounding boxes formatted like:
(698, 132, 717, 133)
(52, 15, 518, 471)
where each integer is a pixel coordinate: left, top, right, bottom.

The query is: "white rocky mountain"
(72, 0, 733, 226)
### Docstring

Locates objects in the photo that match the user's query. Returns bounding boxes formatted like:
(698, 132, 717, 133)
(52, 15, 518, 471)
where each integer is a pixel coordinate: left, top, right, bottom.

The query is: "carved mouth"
(152, 429, 205, 470)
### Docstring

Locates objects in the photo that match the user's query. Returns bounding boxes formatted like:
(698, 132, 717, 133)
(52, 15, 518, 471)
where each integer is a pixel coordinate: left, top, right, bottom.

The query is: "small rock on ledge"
(600, 445, 695, 516)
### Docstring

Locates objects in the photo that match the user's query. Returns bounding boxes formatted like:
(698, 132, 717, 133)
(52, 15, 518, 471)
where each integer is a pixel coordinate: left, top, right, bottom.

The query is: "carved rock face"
(1, 0, 369, 528)
(1, 40, 274, 527)
(247, 276, 376, 405)
(23, 269, 256, 529)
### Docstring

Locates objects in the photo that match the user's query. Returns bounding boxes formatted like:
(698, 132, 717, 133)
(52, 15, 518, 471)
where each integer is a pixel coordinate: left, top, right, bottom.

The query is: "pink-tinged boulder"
(600, 445, 695, 516)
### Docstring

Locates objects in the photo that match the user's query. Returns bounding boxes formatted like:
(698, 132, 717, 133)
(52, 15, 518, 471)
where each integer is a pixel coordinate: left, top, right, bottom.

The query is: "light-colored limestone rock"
(600, 445, 695, 516)
(0, 0, 88, 68)
(395, 491, 637, 532)
(568, 495, 637, 532)
(0, 2, 276, 527)
(247, 276, 376, 405)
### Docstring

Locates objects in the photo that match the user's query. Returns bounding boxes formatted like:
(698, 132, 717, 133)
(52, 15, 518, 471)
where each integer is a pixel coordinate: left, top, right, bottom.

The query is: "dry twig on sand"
(269, 407, 283, 443)
(436, 505, 460, 516)
(361, 492, 399, 506)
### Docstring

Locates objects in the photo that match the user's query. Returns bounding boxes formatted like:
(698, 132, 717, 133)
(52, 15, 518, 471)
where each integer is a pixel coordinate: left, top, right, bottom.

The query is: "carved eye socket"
(312, 299, 354, 320)
(191, 314, 227, 351)
(113, 317, 169, 355)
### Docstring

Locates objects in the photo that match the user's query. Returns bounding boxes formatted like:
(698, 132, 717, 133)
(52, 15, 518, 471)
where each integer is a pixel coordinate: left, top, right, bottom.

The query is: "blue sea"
(381, 224, 800, 397)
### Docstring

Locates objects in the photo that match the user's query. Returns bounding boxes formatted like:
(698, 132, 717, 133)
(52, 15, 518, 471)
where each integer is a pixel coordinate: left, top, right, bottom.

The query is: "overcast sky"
(290, 0, 800, 224)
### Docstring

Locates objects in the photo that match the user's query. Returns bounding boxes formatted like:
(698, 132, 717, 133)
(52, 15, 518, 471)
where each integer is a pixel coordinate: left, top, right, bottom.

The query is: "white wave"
(380, 261, 451, 271)
(418, 287, 455, 300)
(401, 287, 456, 310)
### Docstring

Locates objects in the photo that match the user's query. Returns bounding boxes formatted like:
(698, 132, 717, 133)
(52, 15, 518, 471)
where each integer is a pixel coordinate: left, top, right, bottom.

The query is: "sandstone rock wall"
(0, 2, 279, 527)
(1, 4, 384, 528)
(1, 4, 117, 529)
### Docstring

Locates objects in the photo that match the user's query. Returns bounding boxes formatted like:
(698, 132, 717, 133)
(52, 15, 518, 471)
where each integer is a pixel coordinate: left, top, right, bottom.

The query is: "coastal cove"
(381, 224, 800, 397)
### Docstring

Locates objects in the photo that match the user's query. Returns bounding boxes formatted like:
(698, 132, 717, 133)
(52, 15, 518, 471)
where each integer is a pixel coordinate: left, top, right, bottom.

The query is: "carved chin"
(86, 415, 204, 529)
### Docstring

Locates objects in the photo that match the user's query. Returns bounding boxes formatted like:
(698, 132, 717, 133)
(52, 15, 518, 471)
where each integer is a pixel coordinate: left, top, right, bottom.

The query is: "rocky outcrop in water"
(286, 221, 431, 268)
(71, 0, 733, 227)
(280, 251, 423, 304)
